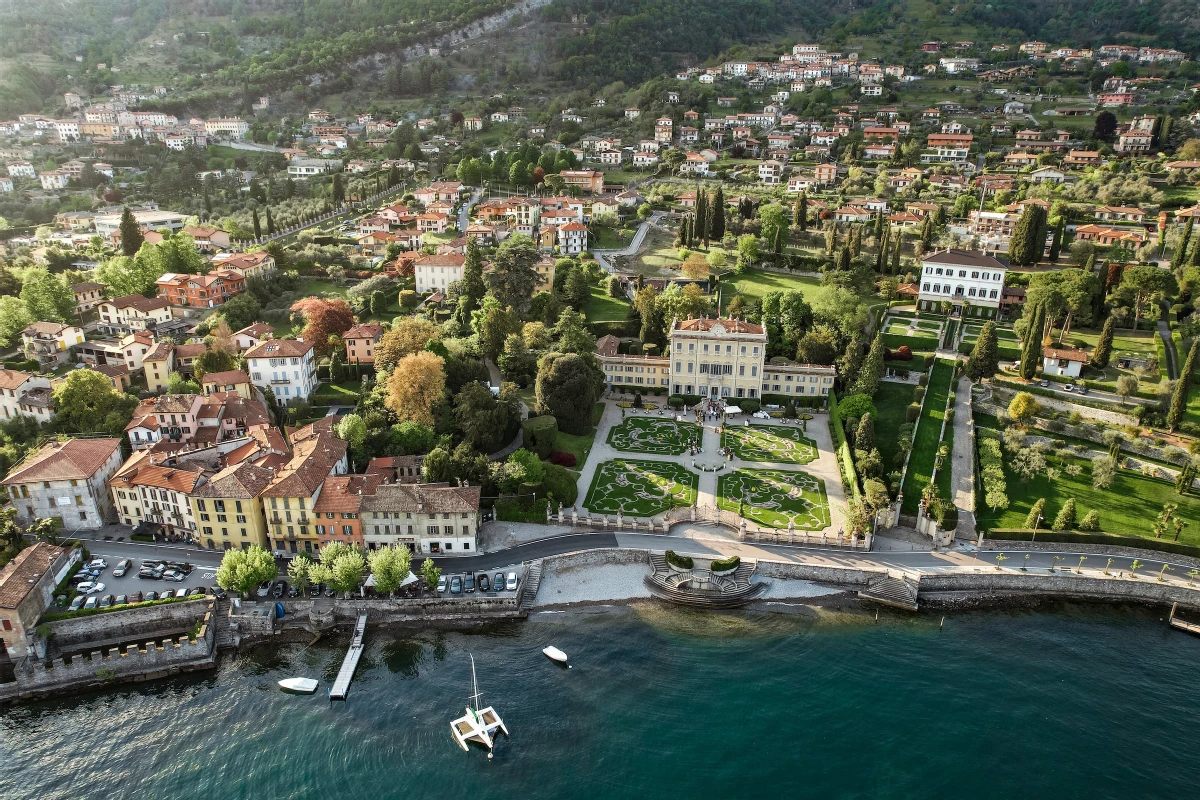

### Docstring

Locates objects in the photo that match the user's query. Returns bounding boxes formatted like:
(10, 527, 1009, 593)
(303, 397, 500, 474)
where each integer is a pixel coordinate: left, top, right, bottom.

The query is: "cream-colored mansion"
(598, 317, 836, 400)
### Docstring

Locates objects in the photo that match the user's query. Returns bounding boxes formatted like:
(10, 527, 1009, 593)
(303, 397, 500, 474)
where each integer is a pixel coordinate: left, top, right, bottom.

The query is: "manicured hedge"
(542, 463, 579, 506)
(522, 416, 559, 458)
(588, 320, 637, 338)
(43, 594, 205, 622)
(986, 529, 1200, 558)
(665, 550, 694, 569)
(883, 333, 940, 352)
(708, 555, 741, 572)
(760, 394, 826, 408)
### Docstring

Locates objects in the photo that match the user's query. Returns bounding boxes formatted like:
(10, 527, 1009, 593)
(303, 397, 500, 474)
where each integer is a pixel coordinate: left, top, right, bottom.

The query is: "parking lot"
(62, 555, 221, 611)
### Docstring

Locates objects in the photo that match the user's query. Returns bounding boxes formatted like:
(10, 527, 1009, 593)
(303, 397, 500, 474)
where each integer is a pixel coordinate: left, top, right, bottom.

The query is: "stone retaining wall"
(1, 606, 216, 704)
(980, 538, 1200, 569)
(46, 599, 212, 649)
(918, 571, 1200, 607)
(753, 560, 885, 589)
(541, 548, 650, 573)
(272, 595, 523, 629)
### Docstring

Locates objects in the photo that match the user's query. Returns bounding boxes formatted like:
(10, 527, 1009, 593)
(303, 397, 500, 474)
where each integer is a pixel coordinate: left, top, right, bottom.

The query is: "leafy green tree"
(167, 372, 201, 394)
(0, 295, 33, 348)
(421, 556, 442, 592)
(855, 412, 875, 451)
(217, 292, 262, 332)
(758, 203, 788, 249)
(487, 233, 541, 312)
(736, 234, 758, 270)
(215, 545, 278, 598)
(535, 352, 600, 435)
(1008, 392, 1041, 425)
(51, 370, 137, 436)
(1052, 498, 1077, 531)
(1116, 265, 1177, 329)
(454, 381, 519, 454)
(119, 207, 144, 257)
(475, 299, 521, 360)
(329, 548, 367, 596)
(1091, 316, 1116, 368)
(192, 347, 235, 380)
(461, 238, 487, 312)
(288, 554, 313, 592)
(966, 321, 1000, 381)
(367, 545, 412, 596)
(552, 308, 595, 356)
(336, 413, 367, 451)
(20, 269, 74, 323)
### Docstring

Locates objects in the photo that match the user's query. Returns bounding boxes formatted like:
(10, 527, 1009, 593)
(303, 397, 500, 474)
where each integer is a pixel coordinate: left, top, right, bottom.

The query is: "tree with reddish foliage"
(532, 166, 546, 185)
(289, 297, 355, 356)
(1105, 259, 1123, 294)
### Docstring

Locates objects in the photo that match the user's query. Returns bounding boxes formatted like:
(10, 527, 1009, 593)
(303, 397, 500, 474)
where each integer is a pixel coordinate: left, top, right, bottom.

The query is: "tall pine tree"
(266, 208, 276, 236)
(252, 208, 262, 239)
(1091, 316, 1116, 368)
(1172, 217, 1194, 271)
(694, 189, 708, 246)
(850, 333, 886, 395)
(711, 187, 726, 241)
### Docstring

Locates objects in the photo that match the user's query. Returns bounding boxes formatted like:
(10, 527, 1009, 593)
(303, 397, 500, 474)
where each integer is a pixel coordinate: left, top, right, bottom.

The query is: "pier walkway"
(329, 612, 368, 701)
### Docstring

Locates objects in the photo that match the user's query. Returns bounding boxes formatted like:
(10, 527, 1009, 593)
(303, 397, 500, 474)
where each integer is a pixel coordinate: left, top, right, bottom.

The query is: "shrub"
(399, 290, 420, 307)
(977, 430, 1008, 510)
(739, 398, 761, 412)
(912, 386, 925, 403)
(665, 550, 694, 569)
(708, 555, 741, 573)
(906, 403, 921, 423)
(895, 345, 913, 360)
(1052, 498, 1077, 531)
(549, 450, 577, 467)
(542, 463, 579, 507)
(522, 416, 559, 458)
(918, 373, 929, 387)
(1079, 510, 1101, 531)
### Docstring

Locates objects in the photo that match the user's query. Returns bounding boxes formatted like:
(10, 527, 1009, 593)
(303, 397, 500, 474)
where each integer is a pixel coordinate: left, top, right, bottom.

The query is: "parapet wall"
(1, 604, 216, 703)
(47, 599, 213, 649)
(919, 571, 1200, 607)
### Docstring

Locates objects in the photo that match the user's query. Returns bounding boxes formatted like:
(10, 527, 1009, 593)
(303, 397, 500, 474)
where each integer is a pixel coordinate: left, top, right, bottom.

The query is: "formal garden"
(717, 469, 830, 530)
(720, 424, 818, 464)
(606, 417, 700, 456)
(583, 459, 699, 516)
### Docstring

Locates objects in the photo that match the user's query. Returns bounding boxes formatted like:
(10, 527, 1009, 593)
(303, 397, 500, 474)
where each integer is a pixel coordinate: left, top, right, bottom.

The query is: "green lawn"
(584, 283, 632, 323)
(550, 402, 606, 465)
(607, 417, 699, 455)
(717, 469, 830, 530)
(295, 278, 350, 298)
(592, 225, 634, 250)
(974, 429, 1200, 545)
(721, 424, 818, 464)
(717, 268, 827, 312)
(873, 381, 914, 472)
(311, 381, 362, 406)
(583, 458, 698, 516)
(900, 359, 954, 514)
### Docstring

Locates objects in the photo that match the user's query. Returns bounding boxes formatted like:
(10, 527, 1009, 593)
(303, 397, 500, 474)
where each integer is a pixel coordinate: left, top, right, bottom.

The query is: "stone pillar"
(739, 518, 747, 541)
(788, 520, 795, 544)
(690, 505, 697, 522)
(616, 510, 623, 530)
(572, 508, 578, 526)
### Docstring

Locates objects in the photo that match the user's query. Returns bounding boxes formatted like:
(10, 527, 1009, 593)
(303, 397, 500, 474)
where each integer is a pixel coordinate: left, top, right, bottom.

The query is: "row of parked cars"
(67, 586, 210, 611)
(438, 572, 519, 595)
(138, 560, 195, 582)
(257, 580, 335, 599)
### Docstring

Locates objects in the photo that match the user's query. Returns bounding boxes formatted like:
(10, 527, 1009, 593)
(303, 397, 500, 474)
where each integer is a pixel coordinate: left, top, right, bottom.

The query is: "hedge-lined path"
(576, 400, 848, 534)
(951, 376, 977, 540)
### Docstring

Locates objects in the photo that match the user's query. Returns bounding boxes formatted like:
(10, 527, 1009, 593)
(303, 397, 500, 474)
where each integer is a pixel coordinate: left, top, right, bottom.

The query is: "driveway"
(593, 211, 663, 273)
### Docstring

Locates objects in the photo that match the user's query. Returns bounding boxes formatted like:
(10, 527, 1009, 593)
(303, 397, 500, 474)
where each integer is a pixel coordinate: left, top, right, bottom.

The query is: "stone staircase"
(518, 560, 544, 612)
(858, 572, 920, 611)
(648, 552, 668, 573)
(643, 553, 766, 608)
(213, 598, 236, 652)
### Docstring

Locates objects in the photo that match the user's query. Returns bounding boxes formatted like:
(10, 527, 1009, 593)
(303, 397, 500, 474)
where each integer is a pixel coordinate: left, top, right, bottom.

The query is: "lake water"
(2, 601, 1199, 799)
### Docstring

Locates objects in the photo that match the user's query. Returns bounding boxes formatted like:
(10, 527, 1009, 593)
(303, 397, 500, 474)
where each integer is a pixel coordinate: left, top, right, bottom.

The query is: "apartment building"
(244, 339, 318, 403)
(2, 437, 124, 529)
(360, 482, 482, 554)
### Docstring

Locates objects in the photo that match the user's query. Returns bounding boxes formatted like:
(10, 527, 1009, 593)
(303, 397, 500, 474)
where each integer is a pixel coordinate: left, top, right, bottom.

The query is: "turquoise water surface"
(2, 602, 1199, 799)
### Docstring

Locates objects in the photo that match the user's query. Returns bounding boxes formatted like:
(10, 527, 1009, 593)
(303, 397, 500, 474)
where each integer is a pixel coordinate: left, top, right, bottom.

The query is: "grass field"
(583, 459, 698, 516)
(873, 381, 914, 472)
(900, 359, 954, 514)
(553, 402, 606, 465)
(607, 417, 699, 455)
(717, 469, 830, 530)
(592, 225, 634, 250)
(974, 415, 1200, 544)
(311, 381, 362, 406)
(584, 282, 632, 323)
(721, 424, 818, 464)
(717, 268, 827, 312)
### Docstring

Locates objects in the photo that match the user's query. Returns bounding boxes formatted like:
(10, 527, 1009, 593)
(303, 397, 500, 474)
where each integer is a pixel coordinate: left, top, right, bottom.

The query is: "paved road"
(416, 532, 619, 571)
(949, 376, 977, 539)
(1157, 301, 1178, 380)
(458, 189, 481, 233)
(593, 211, 662, 273)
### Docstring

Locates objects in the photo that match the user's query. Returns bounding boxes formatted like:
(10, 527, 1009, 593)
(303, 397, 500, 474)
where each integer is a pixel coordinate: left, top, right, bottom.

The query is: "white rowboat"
(278, 677, 319, 693)
(542, 646, 569, 665)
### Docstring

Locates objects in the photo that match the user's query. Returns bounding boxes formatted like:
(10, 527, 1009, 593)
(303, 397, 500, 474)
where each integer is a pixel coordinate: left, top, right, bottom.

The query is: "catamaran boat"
(450, 655, 508, 756)
(278, 677, 319, 694)
(542, 646, 569, 666)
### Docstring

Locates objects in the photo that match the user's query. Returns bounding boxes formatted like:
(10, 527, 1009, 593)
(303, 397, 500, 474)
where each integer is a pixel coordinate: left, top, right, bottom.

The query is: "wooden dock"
(1169, 603, 1200, 636)
(328, 612, 368, 701)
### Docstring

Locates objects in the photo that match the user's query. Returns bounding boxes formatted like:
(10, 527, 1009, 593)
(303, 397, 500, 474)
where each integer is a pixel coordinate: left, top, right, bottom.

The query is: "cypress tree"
(119, 207, 143, 257)
(1167, 339, 1199, 431)
(1019, 302, 1044, 381)
(1048, 216, 1065, 262)
(1010, 205, 1047, 266)
(695, 189, 708, 246)
(252, 208, 262, 239)
(837, 246, 851, 271)
(966, 320, 1000, 382)
(796, 191, 807, 232)
(850, 333, 886, 395)
(934, 204, 946, 226)
(890, 231, 901, 275)
(1172, 217, 1194, 271)
(266, 208, 275, 235)
(711, 187, 726, 240)
(919, 214, 934, 250)
(1091, 316, 1116, 368)
(855, 412, 876, 451)
(773, 224, 783, 255)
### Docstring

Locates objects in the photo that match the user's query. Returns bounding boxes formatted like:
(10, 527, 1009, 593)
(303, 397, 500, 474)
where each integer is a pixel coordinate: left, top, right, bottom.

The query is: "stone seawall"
(918, 571, 1200, 608)
(268, 595, 523, 632)
(540, 548, 651, 572)
(754, 560, 885, 589)
(1, 603, 216, 704)
(47, 599, 212, 650)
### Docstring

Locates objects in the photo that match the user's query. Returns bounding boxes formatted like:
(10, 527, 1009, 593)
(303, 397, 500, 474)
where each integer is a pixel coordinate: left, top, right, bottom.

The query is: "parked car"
(506, 572, 518, 591)
(272, 581, 287, 598)
(478, 574, 490, 592)
(98, 595, 115, 608)
(68, 595, 86, 611)
(211, 587, 227, 600)
(127, 591, 143, 604)
(112, 559, 132, 577)
(323, 585, 334, 598)
(163, 570, 185, 582)
(159, 590, 176, 600)
(114, 594, 128, 606)
(308, 583, 320, 598)
(464, 574, 475, 593)
(494, 573, 505, 592)
(1064, 384, 1075, 392)
(139, 568, 163, 580)
(436, 575, 447, 594)
(1079, 386, 1089, 395)
(288, 585, 300, 598)
(83, 596, 98, 609)
(449, 575, 463, 594)
(190, 586, 208, 597)
(256, 581, 272, 597)
(88, 558, 108, 570)
(144, 591, 159, 602)
(1039, 379, 1049, 387)
(77, 581, 104, 594)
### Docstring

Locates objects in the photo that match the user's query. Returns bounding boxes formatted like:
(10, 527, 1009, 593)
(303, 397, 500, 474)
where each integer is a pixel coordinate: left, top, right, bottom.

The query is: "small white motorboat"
(278, 677, 319, 694)
(542, 646, 569, 666)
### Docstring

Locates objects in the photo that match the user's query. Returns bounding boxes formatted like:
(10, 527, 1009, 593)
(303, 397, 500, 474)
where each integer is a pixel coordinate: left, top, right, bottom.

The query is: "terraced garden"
(583, 459, 698, 516)
(717, 469, 830, 530)
(721, 424, 818, 464)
